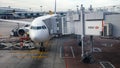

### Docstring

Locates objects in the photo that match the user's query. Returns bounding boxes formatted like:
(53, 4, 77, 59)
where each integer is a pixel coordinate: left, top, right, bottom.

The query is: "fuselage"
(29, 17, 49, 42)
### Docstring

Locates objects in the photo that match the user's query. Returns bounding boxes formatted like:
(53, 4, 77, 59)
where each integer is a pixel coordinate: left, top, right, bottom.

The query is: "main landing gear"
(39, 42, 46, 52)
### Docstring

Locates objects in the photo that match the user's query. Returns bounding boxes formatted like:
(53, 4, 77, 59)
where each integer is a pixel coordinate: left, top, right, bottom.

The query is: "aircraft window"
(42, 26, 46, 29)
(37, 26, 41, 29)
(31, 26, 46, 30)
(31, 26, 37, 29)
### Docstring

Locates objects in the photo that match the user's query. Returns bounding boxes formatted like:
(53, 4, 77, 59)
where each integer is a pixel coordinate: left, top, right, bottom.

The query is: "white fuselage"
(29, 17, 49, 42)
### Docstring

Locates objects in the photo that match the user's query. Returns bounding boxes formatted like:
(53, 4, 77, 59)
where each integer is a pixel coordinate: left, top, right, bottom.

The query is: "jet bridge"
(43, 15, 63, 36)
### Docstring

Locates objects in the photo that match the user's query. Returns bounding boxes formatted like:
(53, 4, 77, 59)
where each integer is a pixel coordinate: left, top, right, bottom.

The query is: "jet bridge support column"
(80, 5, 94, 63)
(90, 36, 93, 55)
(80, 4, 85, 58)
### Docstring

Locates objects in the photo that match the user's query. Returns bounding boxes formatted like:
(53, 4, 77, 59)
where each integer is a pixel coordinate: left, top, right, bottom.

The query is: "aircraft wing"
(0, 14, 57, 24)
(0, 19, 31, 25)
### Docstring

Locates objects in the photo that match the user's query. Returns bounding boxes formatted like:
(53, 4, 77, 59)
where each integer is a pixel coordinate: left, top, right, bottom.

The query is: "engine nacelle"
(17, 29, 26, 36)
(11, 27, 29, 37)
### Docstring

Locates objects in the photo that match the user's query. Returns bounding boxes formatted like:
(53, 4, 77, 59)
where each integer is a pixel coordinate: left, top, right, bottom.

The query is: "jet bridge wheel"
(81, 54, 94, 63)
(82, 56, 91, 63)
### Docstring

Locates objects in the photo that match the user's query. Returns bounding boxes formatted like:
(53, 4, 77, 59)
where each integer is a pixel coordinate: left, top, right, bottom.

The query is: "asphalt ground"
(0, 38, 66, 68)
(1, 36, 120, 68)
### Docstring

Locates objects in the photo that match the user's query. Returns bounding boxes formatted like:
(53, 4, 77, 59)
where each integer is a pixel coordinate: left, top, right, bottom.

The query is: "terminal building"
(0, 7, 44, 19)
(0, 7, 66, 19)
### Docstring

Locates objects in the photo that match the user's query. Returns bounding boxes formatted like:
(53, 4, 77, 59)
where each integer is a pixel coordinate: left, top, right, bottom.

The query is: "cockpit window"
(31, 25, 46, 30)
(31, 26, 36, 29)
(37, 26, 41, 29)
(42, 26, 46, 29)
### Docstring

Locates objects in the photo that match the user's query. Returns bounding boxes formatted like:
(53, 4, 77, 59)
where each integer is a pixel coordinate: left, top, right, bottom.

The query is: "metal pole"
(40, 6, 42, 12)
(90, 36, 93, 54)
(17, 23, 20, 29)
(80, 4, 85, 57)
(76, 5, 79, 14)
(54, 0, 56, 14)
(76, 5, 80, 20)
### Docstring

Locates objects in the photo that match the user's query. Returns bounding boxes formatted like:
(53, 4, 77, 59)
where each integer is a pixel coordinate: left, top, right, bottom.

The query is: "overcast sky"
(0, 0, 119, 11)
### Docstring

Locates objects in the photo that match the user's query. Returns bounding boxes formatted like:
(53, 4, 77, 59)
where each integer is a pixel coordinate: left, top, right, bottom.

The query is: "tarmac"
(0, 38, 66, 68)
(0, 19, 120, 68)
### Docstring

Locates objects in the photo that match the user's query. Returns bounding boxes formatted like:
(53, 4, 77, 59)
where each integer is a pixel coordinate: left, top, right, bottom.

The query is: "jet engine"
(11, 25, 30, 37)
(17, 28, 26, 36)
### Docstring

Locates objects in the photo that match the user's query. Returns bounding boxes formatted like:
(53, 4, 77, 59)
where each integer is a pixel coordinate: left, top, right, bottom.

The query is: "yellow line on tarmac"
(32, 56, 48, 59)
(11, 51, 48, 54)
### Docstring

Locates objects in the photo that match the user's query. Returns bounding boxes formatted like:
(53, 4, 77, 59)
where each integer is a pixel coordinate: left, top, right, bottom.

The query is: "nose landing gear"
(39, 42, 46, 52)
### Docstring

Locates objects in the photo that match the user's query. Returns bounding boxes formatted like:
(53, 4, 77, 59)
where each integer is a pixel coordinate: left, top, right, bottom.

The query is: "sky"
(0, 0, 120, 11)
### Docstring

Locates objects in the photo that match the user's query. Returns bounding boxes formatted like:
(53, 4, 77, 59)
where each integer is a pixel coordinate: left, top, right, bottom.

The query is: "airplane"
(0, 14, 57, 51)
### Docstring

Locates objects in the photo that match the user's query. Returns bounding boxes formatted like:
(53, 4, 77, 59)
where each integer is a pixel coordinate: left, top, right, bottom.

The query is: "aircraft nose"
(32, 37, 38, 42)
(29, 30, 49, 42)
(30, 34, 40, 42)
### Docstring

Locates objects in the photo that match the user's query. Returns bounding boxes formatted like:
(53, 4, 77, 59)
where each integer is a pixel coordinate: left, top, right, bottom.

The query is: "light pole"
(54, 0, 56, 14)
(40, 6, 42, 12)
(117, 7, 120, 12)
(76, 5, 79, 14)
(113, 6, 116, 12)
(29, 8, 31, 11)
